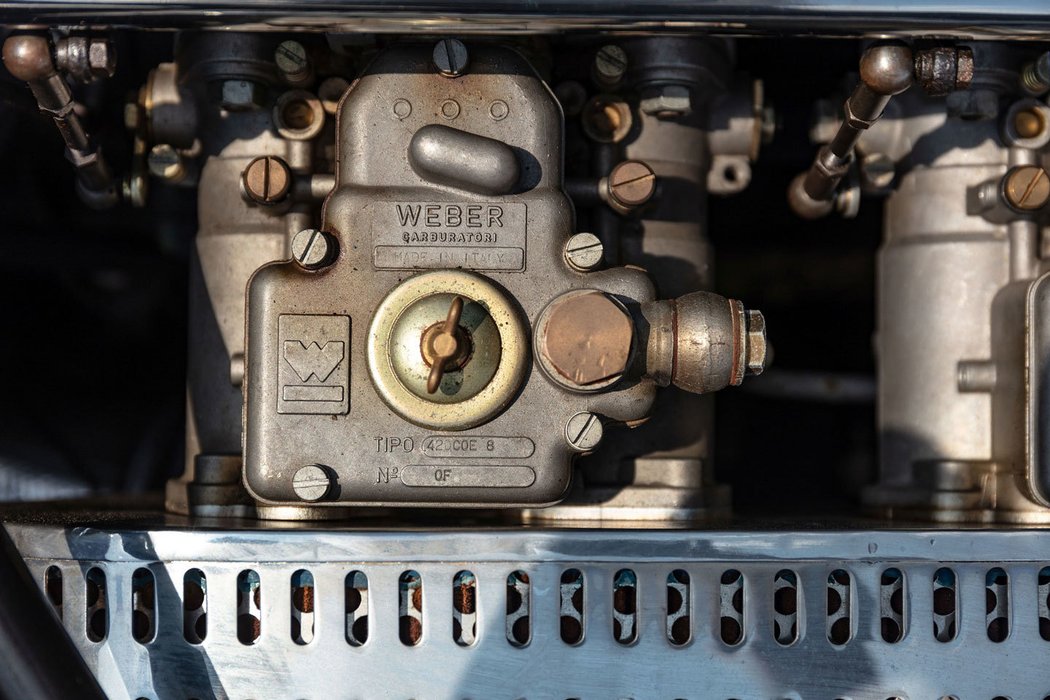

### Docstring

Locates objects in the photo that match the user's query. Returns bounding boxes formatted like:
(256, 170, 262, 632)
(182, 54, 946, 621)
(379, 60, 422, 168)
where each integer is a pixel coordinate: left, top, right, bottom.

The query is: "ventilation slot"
(826, 569, 851, 645)
(85, 567, 107, 643)
(880, 568, 905, 643)
(345, 571, 369, 647)
(183, 569, 207, 644)
(986, 567, 1010, 643)
(453, 570, 477, 647)
(399, 570, 423, 646)
(720, 569, 744, 646)
(559, 568, 584, 645)
(236, 570, 261, 645)
(666, 569, 690, 646)
(291, 570, 314, 645)
(131, 568, 156, 644)
(612, 569, 637, 645)
(1039, 566, 1050, 641)
(772, 569, 798, 646)
(506, 570, 531, 647)
(933, 567, 957, 642)
(44, 566, 62, 620)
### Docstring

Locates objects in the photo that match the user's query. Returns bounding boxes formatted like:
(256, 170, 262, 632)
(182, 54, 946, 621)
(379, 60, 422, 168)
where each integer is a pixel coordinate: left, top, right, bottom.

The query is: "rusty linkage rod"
(2, 34, 119, 209)
(789, 42, 973, 219)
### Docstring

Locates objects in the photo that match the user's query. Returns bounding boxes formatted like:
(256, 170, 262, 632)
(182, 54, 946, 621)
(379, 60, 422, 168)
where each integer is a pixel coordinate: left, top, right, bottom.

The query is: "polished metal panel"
(1, 1, 1050, 37)
(9, 521, 1050, 699)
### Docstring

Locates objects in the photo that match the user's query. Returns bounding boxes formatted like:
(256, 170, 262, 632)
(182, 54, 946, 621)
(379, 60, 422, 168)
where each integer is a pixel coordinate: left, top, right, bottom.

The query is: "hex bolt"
(1002, 165, 1050, 211)
(433, 39, 469, 78)
(292, 464, 332, 502)
(291, 228, 337, 270)
(242, 156, 291, 204)
(607, 160, 657, 209)
(539, 291, 634, 389)
(564, 412, 603, 452)
(275, 40, 311, 84)
(221, 79, 265, 111)
(147, 144, 185, 182)
(594, 45, 628, 86)
(564, 232, 604, 272)
(745, 310, 768, 376)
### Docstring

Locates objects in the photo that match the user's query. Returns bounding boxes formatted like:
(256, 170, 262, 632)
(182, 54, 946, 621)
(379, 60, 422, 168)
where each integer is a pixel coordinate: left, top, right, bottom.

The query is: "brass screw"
(1003, 165, 1050, 211)
(242, 156, 291, 204)
(607, 160, 656, 208)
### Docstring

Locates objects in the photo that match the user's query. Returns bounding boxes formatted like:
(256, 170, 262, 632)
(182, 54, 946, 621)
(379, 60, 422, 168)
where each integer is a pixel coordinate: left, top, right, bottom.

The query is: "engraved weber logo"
(277, 314, 350, 415)
(372, 201, 527, 271)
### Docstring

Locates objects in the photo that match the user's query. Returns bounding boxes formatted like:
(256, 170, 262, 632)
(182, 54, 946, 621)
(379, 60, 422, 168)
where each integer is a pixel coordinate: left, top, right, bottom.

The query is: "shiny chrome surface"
(0, 1, 1049, 37)
(9, 521, 1050, 699)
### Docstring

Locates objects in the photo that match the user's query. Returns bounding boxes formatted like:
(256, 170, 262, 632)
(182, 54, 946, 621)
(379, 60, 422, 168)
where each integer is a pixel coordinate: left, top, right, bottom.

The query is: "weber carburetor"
(239, 42, 767, 514)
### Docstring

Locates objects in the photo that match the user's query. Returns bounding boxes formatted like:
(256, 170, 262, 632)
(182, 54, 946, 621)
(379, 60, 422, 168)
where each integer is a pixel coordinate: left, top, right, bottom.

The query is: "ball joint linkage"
(789, 42, 973, 220)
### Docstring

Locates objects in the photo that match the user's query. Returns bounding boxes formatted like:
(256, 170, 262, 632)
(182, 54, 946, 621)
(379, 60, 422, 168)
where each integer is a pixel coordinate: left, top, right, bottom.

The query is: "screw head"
(608, 160, 657, 208)
(1003, 165, 1050, 211)
(433, 38, 469, 78)
(594, 45, 628, 86)
(292, 464, 332, 502)
(565, 412, 603, 452)
(242, 156, 291, 204)
(564, 232, 604, 272)
(147, 144, 185, 181)
(275, 40, 309, 78)
(291, 228, 337, 270)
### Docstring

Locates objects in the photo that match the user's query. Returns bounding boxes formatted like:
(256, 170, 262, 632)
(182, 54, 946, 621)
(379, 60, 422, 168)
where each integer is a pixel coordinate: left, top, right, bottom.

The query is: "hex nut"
(745, 310, 768, 376)
(222, 79, 265, 111)
(292, 464, 332, 502)
(538, 290, 634, 390)
(639, 85, 692, 118)
(87, 39, 116, 78)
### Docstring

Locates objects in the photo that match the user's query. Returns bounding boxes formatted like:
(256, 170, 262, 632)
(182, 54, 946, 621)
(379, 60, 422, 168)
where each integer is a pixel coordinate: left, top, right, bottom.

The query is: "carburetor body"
(242, 43, 763, 510)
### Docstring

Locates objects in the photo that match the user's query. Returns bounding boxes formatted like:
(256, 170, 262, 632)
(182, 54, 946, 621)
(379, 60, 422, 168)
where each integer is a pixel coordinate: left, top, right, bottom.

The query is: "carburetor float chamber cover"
(244, 43, 657, 510)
